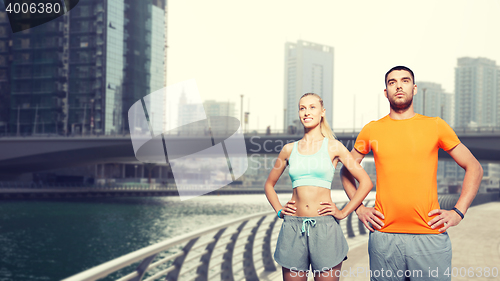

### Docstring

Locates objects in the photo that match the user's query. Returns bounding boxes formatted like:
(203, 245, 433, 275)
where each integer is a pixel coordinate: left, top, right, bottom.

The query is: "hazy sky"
(167, 0, 500, 131)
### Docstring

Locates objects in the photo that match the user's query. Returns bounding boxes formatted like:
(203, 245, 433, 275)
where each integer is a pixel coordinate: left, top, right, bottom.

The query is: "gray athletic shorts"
(368, 231, 452, 281)
(274, 215, 349, 272)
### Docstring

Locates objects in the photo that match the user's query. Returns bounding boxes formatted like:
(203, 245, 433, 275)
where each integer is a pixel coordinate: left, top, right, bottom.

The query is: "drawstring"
(301, 218, 316, 236)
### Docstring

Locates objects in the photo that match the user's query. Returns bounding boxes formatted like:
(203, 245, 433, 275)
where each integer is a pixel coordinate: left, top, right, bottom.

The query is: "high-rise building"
(0, 11, 11, 135)
(0, 0, 166, 136)
(164, 4, 168, 89)
(204, 100, 236, 118)
(0, 3, 68, 135)
(177, 99, 237, 135)
(437, 160, 460, 183)
(438, 159, 500, 193)
(176, 89, 205, 135)
(284, 40, 334, 132)
(413, 81, 453, 125)
(454, 57, 499, 128)
(205, 99, 237, 134)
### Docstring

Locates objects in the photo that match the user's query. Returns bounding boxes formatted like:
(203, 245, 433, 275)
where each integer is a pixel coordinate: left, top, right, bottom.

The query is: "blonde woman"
(265, 93, 373, 281)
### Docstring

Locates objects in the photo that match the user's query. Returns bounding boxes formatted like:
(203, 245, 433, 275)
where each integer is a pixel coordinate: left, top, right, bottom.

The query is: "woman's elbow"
(264, 180, 275, 191)
(361, 175, 374, 190)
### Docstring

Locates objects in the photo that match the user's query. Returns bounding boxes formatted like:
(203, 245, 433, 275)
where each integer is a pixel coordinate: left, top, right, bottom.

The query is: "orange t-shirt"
(354, 114, 461, 234)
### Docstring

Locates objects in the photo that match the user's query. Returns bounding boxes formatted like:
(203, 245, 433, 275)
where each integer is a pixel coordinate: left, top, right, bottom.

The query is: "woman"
(264, 93, 373, 281)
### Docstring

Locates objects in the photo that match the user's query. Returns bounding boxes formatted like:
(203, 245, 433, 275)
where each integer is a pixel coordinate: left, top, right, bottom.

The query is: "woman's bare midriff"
(290, 185, 334, 217)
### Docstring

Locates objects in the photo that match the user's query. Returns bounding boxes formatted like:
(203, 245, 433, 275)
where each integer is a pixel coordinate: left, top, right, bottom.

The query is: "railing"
(0, 182, 291, 191)
(2, 125, 500, 138)
(437, 192, 500, 210)
(62, 200, 375, 281)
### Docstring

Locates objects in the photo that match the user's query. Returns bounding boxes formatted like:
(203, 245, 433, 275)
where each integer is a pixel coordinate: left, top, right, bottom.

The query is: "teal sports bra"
(288, 137, 335, 189)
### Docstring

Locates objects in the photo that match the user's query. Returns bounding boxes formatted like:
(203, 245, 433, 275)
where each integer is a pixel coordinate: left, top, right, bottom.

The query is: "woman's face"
(298, 95, 324, 128)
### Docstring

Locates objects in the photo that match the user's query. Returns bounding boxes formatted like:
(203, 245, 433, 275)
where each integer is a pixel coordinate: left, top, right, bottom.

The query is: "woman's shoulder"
(326, 138, 347, 153)
(283, 141, 295, 152)
(279, 141, 295, 159)
(326, 138, 342, 147)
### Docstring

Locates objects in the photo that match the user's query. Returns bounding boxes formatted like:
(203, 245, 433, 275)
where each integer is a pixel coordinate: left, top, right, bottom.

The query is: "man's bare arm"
(428, 143, 483, 232)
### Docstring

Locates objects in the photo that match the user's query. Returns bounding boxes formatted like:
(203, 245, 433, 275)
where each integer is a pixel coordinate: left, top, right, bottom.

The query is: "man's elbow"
(477, 162, 484, 178)
(466, 160, 484, 179)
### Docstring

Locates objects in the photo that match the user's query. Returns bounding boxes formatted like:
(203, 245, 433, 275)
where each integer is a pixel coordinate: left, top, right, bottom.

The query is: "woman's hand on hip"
(318, 202, 346, 220)
(281, 200, 297, 216)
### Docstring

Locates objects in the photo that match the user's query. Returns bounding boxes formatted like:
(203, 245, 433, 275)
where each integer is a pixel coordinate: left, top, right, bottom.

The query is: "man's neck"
(388, 107, 417, 120)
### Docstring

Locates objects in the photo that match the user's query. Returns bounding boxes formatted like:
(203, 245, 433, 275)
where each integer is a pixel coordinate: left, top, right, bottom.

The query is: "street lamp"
(244, 112, 249, 133)
(134, 165, 138, 178)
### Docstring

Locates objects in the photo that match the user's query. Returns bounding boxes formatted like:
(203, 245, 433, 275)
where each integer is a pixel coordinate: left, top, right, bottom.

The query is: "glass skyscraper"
(0, 0, 166, 135)
(0, 10, 11, 135)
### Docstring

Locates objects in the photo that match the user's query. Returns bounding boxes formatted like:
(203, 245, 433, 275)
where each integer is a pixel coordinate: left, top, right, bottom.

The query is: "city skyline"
(167, 0, 500, 131)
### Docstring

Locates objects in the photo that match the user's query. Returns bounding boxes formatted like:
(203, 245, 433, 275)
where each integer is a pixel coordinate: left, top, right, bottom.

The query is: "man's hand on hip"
(356, 205, 385, 232)
(428, 209, 462, 232)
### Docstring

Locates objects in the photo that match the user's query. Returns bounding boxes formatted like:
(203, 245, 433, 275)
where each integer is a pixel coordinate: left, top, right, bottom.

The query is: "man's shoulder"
(360, 115, 389, 131)
(414, 115, 454, 130)
(414, 114, 440, 122)
(374, 115, 390, 123)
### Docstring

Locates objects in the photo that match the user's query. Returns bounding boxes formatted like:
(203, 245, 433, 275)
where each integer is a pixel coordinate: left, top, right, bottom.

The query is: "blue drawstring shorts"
(274, 215, 349, 272)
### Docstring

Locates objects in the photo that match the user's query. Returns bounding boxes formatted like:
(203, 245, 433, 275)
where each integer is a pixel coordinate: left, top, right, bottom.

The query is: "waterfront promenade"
(263, 201, 500, 281)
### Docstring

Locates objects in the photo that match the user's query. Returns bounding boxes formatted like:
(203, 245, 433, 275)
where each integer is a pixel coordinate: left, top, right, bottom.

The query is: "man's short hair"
(385, 66, 415, 86)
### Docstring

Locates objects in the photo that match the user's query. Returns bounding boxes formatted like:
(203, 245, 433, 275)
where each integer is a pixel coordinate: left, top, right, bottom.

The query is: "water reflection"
(0, 196, 271, 280)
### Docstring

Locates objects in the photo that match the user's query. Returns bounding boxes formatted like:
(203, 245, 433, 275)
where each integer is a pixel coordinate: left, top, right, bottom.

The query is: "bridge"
(1, 127, 500, 175)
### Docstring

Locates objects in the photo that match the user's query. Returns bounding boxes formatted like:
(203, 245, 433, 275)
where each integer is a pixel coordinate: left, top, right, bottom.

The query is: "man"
(340, 66, 483, 281)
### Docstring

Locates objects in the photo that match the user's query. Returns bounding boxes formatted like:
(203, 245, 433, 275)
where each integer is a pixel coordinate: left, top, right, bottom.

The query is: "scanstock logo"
(3, 0, 79, 33)
(128, 79, 248, 201)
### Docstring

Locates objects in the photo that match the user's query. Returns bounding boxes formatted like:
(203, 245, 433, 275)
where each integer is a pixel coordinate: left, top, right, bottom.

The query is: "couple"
(264, 66, 483, 281)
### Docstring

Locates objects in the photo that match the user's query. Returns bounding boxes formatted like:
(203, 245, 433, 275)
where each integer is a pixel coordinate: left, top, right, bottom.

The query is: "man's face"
(384, 70, 417, 111)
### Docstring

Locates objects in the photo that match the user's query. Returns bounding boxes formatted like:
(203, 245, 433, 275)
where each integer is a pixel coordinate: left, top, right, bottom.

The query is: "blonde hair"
(298, 93, 336, 140)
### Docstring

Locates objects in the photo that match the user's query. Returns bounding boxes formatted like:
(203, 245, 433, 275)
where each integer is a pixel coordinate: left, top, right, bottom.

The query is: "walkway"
(266, 201, 500, 281)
